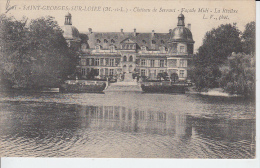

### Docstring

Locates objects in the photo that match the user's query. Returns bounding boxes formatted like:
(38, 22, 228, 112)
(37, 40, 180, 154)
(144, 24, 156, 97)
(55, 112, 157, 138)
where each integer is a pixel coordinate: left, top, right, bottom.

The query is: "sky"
(0, 0, 256, 52)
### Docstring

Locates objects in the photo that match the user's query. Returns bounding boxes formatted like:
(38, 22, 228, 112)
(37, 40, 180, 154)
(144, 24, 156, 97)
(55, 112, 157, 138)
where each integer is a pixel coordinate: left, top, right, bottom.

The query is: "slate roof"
(85, 31, 171, 51)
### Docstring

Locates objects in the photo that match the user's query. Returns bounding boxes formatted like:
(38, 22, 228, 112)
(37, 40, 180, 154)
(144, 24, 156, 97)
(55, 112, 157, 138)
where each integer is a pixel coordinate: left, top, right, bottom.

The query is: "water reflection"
(0, 100, 255, 158)
(77, 105, 193, 138)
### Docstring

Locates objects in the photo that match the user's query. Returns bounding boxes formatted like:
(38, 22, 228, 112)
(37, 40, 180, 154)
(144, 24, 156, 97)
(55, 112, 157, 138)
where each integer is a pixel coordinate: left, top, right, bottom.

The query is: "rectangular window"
(180, 70, 185, 78)
(150, 60, 155, 67)
(180, 46, 185, 53)
(100, 69, 104, 76)
(94, 58, 100, 66)
(141, 69, 146, 76)
(168, 59, 177, 67)
(105, 68, 108, 76)
(136, 59, 140, 65)
(86, 68, 90, 75)
(109, 69, 114, 76)
(141, 59, 146, 66)
(115, 58, 121, 66)
(81, 59, 86, 66)
(109, 59, 114, 66)
(100, 58, 104, 65)
(86, 58, 90, 65)
(91, 58, 95, 66)
(81, 68, 85, 76)
(179, 60, 186, 67)
(89, 58, 92, 66)
(105, 58, 109, 66)
(160, 60, 164, 67)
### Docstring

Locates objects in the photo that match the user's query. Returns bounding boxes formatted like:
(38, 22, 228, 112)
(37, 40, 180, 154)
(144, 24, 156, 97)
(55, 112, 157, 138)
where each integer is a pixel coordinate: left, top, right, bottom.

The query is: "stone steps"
(104, 85, 142, 92)
(104, 73, 142, 92)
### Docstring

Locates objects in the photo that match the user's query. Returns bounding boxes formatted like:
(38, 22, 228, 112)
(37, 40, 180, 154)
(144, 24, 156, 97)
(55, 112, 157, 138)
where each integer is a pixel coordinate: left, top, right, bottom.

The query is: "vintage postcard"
(0, 0, 256, 161)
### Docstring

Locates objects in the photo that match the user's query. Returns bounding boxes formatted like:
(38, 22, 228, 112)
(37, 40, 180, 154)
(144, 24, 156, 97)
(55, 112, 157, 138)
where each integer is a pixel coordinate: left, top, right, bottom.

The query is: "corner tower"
(61, 12, 81, 46)
(167, 14, 195, 80)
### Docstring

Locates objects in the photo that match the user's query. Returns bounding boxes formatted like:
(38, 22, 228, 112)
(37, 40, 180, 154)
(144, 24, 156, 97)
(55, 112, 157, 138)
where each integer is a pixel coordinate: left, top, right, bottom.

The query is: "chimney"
(187, 24, 191, 30)
(134, 28, 136, 36)
(121, 29, 123, 33)
(152, 30, 155, 36)
(169, 29, 172, 33)
(88, 28, 92, 33)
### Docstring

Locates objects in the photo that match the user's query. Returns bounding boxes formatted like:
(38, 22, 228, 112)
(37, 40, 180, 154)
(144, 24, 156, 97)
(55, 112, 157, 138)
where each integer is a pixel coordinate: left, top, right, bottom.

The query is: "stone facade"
(62, 13, 194, 81)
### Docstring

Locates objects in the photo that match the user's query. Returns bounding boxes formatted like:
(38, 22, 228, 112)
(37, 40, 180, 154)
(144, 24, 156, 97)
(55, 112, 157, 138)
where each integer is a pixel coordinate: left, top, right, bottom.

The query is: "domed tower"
(62, 12, 81, 46)
(168, 14, 194, 54)
(167, 14, 195, 80)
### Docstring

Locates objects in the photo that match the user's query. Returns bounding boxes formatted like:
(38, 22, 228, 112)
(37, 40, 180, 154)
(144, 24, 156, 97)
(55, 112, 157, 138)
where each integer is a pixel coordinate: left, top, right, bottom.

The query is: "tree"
(157, 73, 163, 81)
(87, 68, 99, 79)
(241, 22, 255, 55)
(198, 24, 242, 65)
(0, 14, 77, 89)
(0, 14, 30, 88)
(170, 73, 178, 83)
(219, 53, 255, 98)
(192, 24, 242, 90)
(27, 16, 77, 88)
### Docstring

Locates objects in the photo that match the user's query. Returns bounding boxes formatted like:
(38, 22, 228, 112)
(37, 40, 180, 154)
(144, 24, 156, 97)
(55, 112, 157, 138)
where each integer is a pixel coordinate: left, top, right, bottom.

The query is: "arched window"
(123, 56, 127, 62)
(142, 40, 146, 44)
(129, 56, 133, 62)
(123, 65, 127, 72)
(161, 40, 164, 44)
(111, 39, 115, 43)
(97, 39, 101, 43)
(129, 65, 133, 72)
(152, 40, 156, 44)
(104, 39, 108, 43)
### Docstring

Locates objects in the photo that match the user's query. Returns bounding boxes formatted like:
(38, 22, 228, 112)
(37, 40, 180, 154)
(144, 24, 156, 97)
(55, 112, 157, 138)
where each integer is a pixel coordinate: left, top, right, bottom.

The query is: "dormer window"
(109, 45, 115, 53)
(111, 39, 115, 43)
(159, 46, 165, 53)
(104, 39, 108, 43)
(152, 40, 156, 44)
(180, 46, 185, 53)
(95, 45, 100, 50)
(142, 40, 146, 44)
(97, 39, 101, 43)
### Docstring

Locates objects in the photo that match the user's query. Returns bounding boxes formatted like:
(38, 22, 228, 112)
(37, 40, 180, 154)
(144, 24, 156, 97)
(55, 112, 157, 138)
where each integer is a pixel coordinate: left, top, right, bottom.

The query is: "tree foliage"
(0, 14, 77, 89)
(241, 22, 255, 55)
(219, 53, 255, 98)
(170, 73, 178, 83)
(191, 22, 255, 94)
(198, 24, 242, 65)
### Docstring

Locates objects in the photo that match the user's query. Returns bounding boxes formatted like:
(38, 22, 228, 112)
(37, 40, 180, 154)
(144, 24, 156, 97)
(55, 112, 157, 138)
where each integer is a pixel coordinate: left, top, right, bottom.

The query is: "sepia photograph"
(0, 0, 257, 162)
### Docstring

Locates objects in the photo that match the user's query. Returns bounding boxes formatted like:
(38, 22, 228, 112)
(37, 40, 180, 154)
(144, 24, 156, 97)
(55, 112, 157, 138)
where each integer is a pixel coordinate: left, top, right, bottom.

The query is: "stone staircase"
(104, 73, 142, 92)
